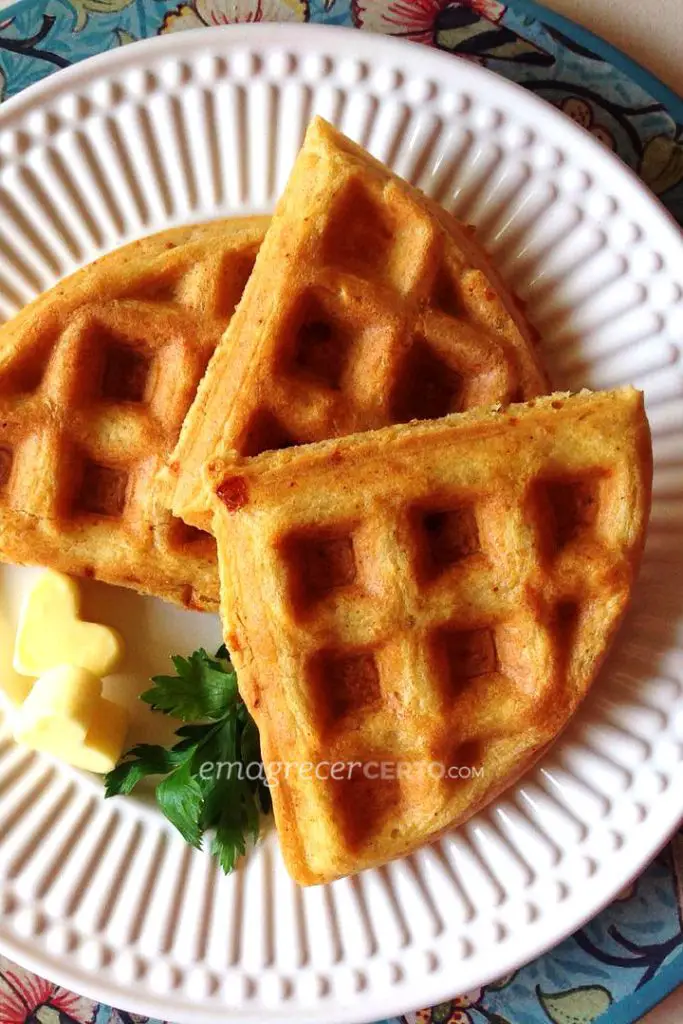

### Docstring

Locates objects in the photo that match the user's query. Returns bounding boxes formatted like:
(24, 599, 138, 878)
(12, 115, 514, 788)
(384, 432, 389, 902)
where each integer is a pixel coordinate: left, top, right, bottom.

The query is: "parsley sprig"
(104, 647, 271, 873)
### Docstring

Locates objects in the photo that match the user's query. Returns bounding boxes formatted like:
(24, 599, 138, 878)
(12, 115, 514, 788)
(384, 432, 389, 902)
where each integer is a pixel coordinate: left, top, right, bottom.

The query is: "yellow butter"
(14, 571, 124, 678)
(1, 675, 32, 710)
(12, 664, 129, 774)
(0, 610, 32, 708)
(77, 699, 129, 774)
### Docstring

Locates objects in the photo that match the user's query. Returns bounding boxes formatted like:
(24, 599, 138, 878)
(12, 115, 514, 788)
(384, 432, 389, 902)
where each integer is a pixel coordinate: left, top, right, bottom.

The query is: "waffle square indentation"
(76, 461, 128, 518)
(436, 626, 498, 693)
(311, 649, 381, 727)
(391, 337, 463, 422)
(419, 505, 480, 576)
(534, 473, 603, 554)
(102, 343, 151, 403)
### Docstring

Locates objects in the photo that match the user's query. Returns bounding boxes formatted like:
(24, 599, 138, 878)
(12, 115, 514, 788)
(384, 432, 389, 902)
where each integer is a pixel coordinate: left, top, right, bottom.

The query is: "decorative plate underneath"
(0, 24, 681, 1024)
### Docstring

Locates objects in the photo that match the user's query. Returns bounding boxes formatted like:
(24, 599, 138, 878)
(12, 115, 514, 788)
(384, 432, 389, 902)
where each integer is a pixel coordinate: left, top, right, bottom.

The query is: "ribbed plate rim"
(0, 23, 681, 1024)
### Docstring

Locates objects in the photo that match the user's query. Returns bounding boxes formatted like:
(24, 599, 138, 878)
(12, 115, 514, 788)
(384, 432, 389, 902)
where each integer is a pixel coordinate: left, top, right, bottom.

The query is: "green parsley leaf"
(141, 648, 238, 722)
(211, 781, 251, 874)
(105, 646, 270, 875)
(156, 756, 205, 848)
(103, 744, 188, 797)
(196, 712, 239, 829)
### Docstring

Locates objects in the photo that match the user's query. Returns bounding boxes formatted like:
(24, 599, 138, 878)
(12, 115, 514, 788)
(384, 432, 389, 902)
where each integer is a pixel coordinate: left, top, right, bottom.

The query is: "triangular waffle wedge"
(167, 117, 548, 532)
(0, 218, 268, 611)
(206, 388, 652, 885)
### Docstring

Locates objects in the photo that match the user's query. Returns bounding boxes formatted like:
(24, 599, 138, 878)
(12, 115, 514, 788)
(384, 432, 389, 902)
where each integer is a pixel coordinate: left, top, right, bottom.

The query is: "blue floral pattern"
(0, 2, 682, 1022)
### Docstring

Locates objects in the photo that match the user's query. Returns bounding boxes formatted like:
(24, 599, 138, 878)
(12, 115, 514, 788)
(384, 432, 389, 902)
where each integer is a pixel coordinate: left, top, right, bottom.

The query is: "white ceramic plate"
(0, 24, 682, 1024)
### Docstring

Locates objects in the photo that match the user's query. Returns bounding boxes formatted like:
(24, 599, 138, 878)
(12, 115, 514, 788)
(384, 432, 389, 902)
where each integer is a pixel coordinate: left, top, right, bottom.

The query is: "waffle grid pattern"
(0, 222, 266, 609)
(243, 186, 522, 451)
(0, 26, 676, 1020)
(210, 390, 649, 883)
(170, 118, 547, 528)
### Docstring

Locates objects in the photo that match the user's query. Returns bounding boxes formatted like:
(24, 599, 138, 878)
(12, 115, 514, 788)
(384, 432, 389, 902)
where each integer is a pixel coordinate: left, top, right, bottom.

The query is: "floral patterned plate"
(0, 5, 682, 1024)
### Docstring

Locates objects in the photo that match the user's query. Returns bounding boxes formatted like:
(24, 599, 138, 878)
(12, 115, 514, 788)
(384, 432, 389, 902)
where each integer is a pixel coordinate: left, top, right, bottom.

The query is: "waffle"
(167, 117, 548, 532)
(206, 388, 652, 885)
(0, 218, 268, 611)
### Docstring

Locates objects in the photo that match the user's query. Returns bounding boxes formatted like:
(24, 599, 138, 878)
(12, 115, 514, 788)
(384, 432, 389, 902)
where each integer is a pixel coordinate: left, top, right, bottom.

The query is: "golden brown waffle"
(0, 218, 268, 611)
(168, 117, 548, 531)
(206, 388, 652, 885)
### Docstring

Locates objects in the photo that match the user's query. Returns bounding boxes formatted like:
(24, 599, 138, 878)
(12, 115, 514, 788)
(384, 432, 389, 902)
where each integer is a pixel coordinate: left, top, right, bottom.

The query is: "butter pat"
(0, 610, 32, 708)
(14, 571, 124, 678)
(1, 673, 32, 709)
(12, 664, 129, 774)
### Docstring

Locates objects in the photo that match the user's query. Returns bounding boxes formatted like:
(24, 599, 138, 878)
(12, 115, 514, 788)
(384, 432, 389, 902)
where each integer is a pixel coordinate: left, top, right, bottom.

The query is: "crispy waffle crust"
(207, 388, 652, 885)
(0, 218, 269, 611)
(168, 117, 548, 531)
